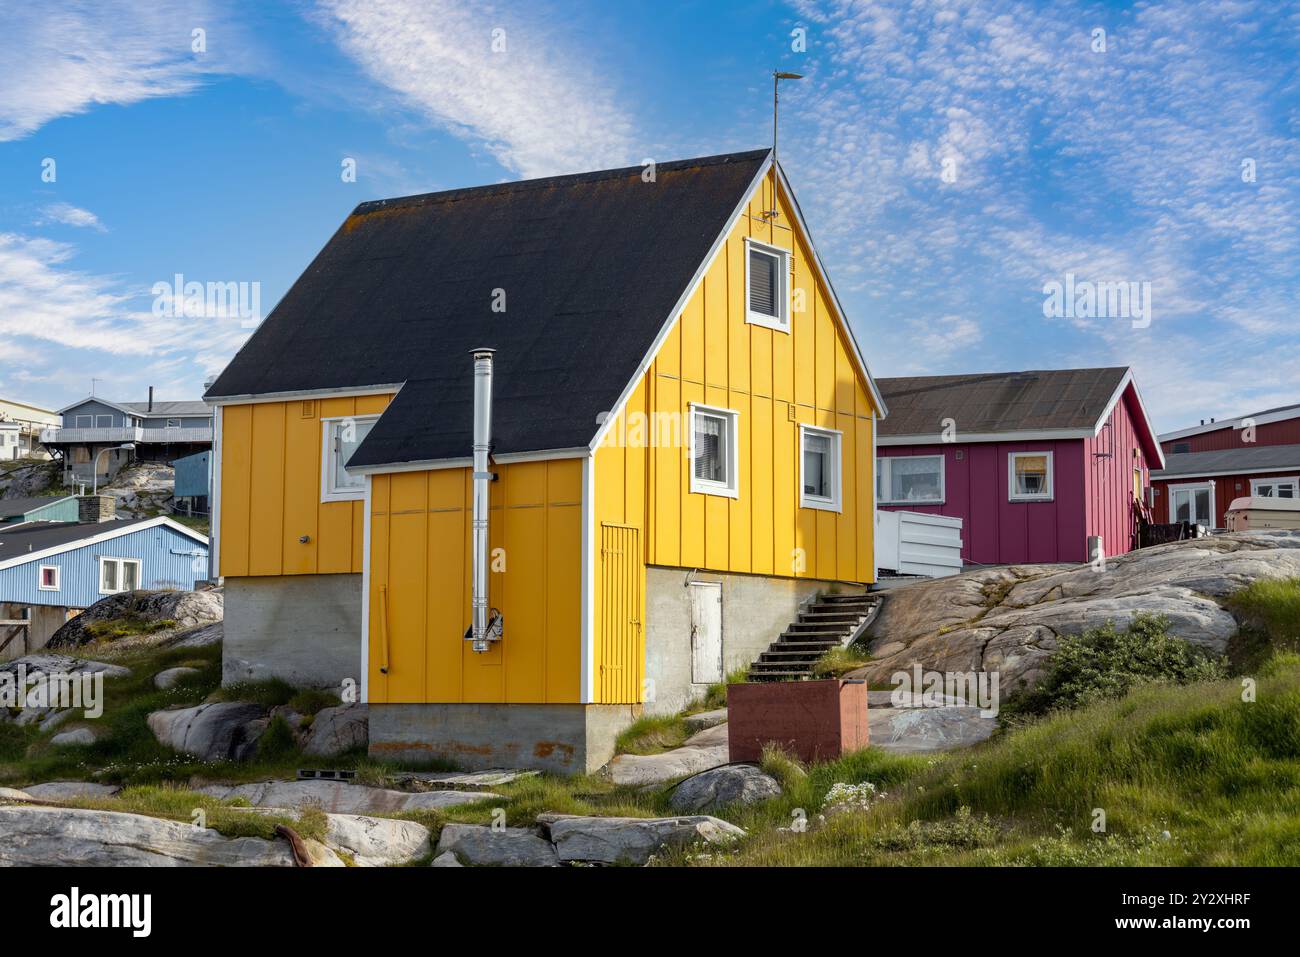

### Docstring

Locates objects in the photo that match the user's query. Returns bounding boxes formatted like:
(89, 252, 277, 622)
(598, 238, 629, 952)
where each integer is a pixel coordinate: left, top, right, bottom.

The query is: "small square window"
(321, 415, 379, 502)
(166, 418, 181, 428)
(800, 426, 842, 511)
(1009, 451, 1053, 501)
(745, 239, 790, 332)
(38, 565, 60, 591)
(689, 405, 739, 498)
(95, 415, 113, 428)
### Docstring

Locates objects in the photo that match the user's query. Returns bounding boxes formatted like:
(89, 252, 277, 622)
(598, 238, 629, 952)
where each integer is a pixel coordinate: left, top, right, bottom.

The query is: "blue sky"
(1, 0, 1297, 433)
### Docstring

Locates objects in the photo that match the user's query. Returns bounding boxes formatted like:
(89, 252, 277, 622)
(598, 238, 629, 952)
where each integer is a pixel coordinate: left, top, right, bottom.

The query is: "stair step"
(746, 669, 815, 680)
(818, 594, 877, 603)
(799, 611, 864, 621)
(760, 649, 824, 660)
(780, 629, 846, 640)
(773, 640, 841, 651)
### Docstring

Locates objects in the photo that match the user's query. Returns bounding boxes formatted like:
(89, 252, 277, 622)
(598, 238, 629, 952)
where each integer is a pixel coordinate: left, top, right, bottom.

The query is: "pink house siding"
(879, 441, 1088, 564)
(1083, 388, 1151, 560)
(1161, 417, 1300, 454)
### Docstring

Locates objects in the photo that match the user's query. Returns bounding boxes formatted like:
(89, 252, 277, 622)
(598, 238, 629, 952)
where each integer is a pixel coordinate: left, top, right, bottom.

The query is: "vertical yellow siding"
(217, 394, 393, 578)
(591, 169, 879, 703)
(367, 458, 583, 705)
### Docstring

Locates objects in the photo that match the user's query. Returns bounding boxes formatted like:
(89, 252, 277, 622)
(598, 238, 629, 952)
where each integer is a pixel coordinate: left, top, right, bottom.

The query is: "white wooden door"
(689, 581, 723, 684)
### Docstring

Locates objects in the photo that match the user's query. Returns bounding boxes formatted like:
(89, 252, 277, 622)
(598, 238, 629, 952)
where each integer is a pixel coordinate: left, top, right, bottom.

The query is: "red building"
(1151, 403, 1300, 528)
(877, 368, 1164, 566)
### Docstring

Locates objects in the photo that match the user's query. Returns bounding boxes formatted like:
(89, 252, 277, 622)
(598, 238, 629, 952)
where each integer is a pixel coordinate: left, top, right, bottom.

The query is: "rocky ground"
(0, 459, 60, 499)
(98, 462, 176, 518)
(853, 529, 1300, 693)
(4, 532, 1298, 867)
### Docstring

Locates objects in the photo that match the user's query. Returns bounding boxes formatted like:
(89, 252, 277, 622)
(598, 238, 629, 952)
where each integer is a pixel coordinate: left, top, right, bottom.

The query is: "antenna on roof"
(768, 70, 803, 219)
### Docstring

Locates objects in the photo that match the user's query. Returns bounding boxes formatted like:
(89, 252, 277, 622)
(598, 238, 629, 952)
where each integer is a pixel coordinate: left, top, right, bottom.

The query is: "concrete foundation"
(222, 574, 361, 690)
(369, 702, 640, 775)
(644, 566, 866, 716)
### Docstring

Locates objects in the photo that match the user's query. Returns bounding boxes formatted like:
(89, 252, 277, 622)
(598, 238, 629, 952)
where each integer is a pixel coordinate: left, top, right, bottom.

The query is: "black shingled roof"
(877, 368, 1130, 437)
(1152, 443, 1300, 478)
(205, 150, 771, 468)
(0, 518, 155, 566)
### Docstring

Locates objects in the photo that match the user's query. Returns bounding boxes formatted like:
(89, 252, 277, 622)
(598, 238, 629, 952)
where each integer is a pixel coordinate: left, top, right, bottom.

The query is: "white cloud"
(0, 2, 229, 142)
(313, 0, 635, 178)
(785, 0, 1300, 429)
(37, 203, 106, 232)
(0, 232, 249, 406)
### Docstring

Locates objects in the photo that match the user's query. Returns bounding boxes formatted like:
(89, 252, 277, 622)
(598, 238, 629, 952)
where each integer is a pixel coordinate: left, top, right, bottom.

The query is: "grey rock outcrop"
(0, 805, 340, 866)
(147, 702, 268, 761)
(49, 728, 96, 747)
(154, 667, 201, 689)
(301, 704, 368, 757)
(48, 589, 222, 649)
(436, 824, 559, 867)
(606, 723, 730, 786)
(669, 765, 782, 813)
(856, 531, 1300, 693)
(22, 781, 120, 801)
(540, 813, 744, 865)
(198, 779, 500, 814)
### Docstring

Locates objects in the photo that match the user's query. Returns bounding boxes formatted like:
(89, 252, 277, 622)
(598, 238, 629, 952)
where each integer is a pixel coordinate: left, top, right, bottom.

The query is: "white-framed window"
(166, 418, 182, 428)
(99, 557, 141, 594)
(95, 414, 113, 428)
(877, 455, 945, 505)
(689, 404, 739, 498)
(1009, 451, 1053, 501)
(1251, 476, 1298, 498)
(800, 425, 842, 511)
(74, 414, 92, 428)
(744, 238, 791, 332)
(38, 565, 60, 591)
(321, 415, 380, 502)
(1169, 482, 1215, 526)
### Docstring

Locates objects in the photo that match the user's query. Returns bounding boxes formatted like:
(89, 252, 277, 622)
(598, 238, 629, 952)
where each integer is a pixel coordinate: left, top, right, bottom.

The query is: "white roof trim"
(1160, 404, 1300, 443)
(774, 162, 889, 419)
(205, 383, 406, 406)
(587, 154, 889, 452)
(879, 428, 1094, 445)
(0, 516, 208, 572)
(56, 396, 136, 416)
(588, 153, 775, 452)
(1152, 463, 1300, 480)
(1093, 369, 1165, 470)
(347, 446, 589, 476)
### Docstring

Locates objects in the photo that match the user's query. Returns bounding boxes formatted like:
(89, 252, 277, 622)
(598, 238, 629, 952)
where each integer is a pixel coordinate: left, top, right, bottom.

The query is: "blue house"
(0, 517, 209, 655)
(41, 390, 213, 486)
(172, 450, 211, 514)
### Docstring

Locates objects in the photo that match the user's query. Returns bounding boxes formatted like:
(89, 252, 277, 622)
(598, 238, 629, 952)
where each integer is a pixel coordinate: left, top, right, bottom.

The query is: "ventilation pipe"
(466, 348, 503, 652)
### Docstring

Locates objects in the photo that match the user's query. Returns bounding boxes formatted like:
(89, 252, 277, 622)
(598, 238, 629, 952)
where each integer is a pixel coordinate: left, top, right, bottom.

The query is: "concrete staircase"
(745, 593, 880, 682)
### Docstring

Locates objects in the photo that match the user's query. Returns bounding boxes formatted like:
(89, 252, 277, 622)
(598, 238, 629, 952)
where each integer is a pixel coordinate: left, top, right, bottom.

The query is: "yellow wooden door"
(599, 523, 643, 703)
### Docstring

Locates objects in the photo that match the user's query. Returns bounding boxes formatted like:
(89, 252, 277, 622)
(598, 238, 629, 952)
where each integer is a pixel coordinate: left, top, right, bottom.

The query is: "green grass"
(1227, 578, 1300, 670)
(670, 658, 1300, 866)
(615, 715, 688, 755)
(0, 644, 367, 789)
(811, 644, 872, 678)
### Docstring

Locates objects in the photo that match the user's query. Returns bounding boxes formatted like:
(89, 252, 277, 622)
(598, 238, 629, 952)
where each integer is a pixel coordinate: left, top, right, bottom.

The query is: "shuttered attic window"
(746, 239, 790, 331)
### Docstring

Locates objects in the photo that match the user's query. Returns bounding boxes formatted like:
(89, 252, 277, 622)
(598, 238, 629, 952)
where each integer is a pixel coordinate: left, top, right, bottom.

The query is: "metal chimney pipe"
(148, 386, 154, 412)
(468, 348, 501, 652)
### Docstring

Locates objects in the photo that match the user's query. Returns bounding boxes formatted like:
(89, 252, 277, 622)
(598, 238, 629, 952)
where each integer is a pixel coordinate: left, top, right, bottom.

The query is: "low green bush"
(1006, 614, 1228, 717)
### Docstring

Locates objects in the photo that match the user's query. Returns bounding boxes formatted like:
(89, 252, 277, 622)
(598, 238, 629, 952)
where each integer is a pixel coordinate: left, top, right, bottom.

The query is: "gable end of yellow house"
(205, 150, 886, 773)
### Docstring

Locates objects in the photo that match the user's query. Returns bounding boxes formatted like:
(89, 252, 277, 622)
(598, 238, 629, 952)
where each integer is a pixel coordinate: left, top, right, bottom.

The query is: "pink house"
(876, 368, 1165, 566)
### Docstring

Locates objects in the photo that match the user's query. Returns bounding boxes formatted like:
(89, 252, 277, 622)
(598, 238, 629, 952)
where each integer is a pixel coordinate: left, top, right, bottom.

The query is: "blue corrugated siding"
(0, 523, 209, 609)
(173, 451, 211, 498)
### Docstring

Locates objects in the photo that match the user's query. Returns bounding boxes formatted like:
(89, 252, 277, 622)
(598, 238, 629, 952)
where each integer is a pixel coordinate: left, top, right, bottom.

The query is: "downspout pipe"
(467, 348, 503, 652)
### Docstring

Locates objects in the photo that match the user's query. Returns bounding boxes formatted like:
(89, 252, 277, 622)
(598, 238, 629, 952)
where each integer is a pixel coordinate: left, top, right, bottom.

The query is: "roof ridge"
(351, 149, 771, 216)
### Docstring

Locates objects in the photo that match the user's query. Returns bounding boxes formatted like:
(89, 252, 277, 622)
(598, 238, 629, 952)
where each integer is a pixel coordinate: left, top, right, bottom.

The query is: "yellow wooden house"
(205, 149, 887, 772)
